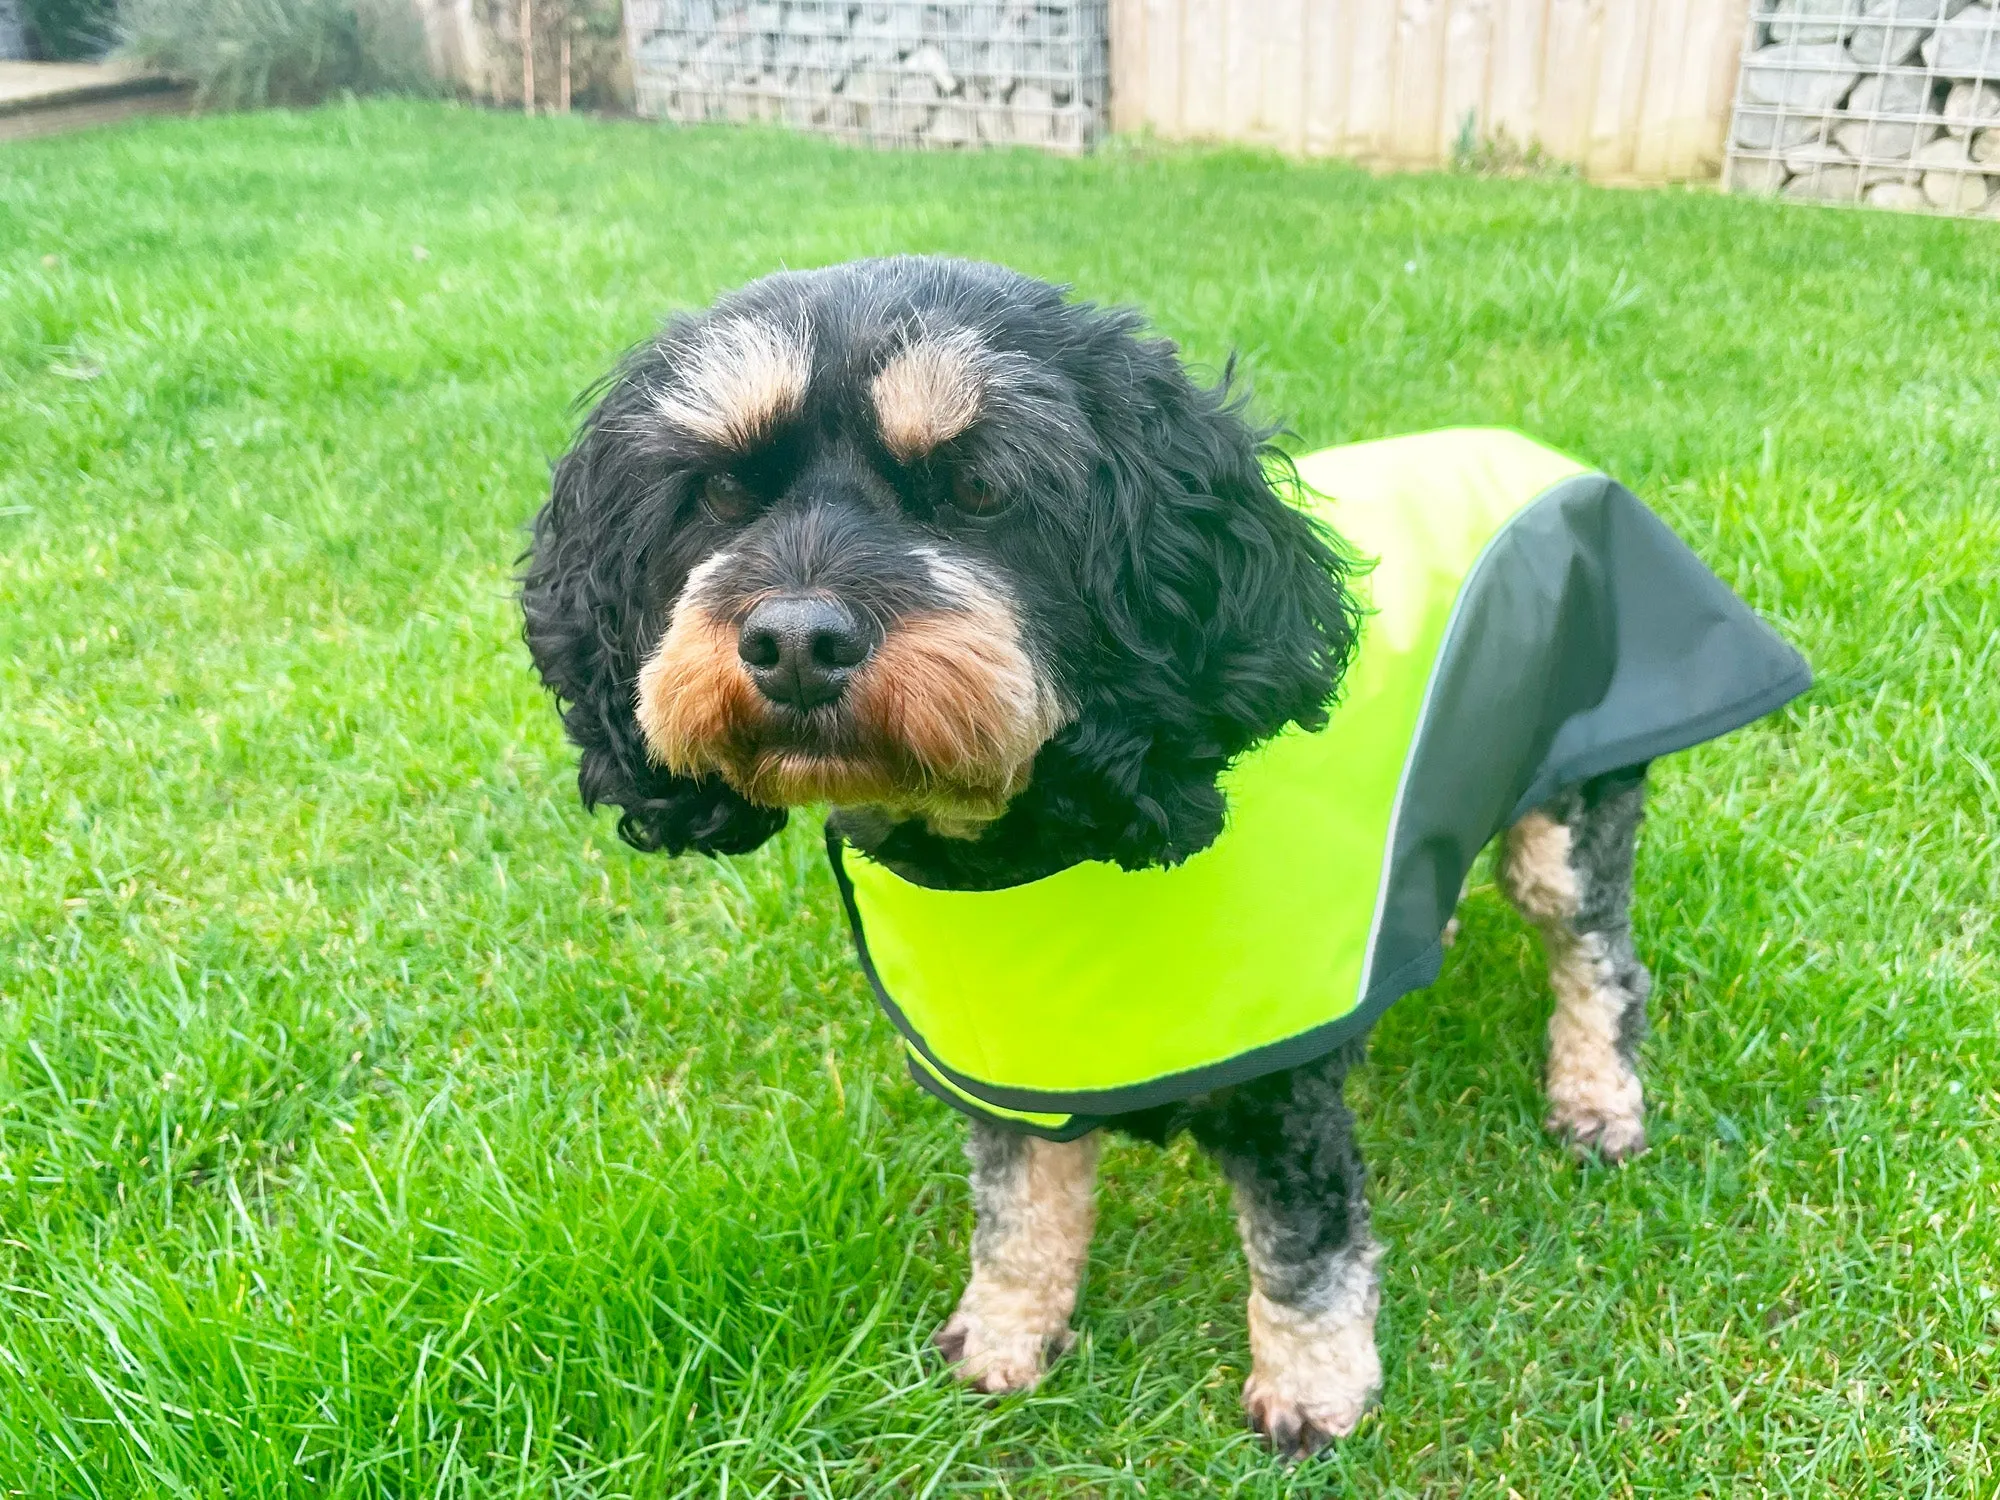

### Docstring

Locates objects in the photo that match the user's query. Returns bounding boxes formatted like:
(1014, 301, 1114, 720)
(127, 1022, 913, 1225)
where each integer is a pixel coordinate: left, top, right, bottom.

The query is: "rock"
(1845, 67, 1931, 118)
(780, 32, 845, 71)
(1916, 134, 1995, 205)
(1864, 179, 1931, 207)
(1833, 82, 1938, 158)
(1850, 0, 1969, 65)
(780, 70, 822, 128)
(1731, 154, 1792, 195)
(974, 91, 1015, 143)
(1833, 109, 1933, 159)
(903, 42, 957, 94)
(926, 102, 974, 145)
(1744, 42, 1861, 112)
(1920, 4, 2000, 75)
(1735, 107, 1835, 150)
(1011, 82, 1055, 146)
(1861, 160, 1923, 183)
(1852, 70, 1930, 108)
(1936, 171, 1997, 210)
(1784, 139, 1856, 170)
(842, 67, 890, 104)
(780, 3, 826, 37)
(830, 67, 890, 132)
(1768, 0, 1858, 44)
(635, 32, 692, 68)
(1943, 79, 2000, 135)
(1783, 162, 1864, 198)
(882, 73, 939, 136)
(1051, 102, 1091, 151)
(1974, 125, 2000, 158)
(722, 73, 782, 124)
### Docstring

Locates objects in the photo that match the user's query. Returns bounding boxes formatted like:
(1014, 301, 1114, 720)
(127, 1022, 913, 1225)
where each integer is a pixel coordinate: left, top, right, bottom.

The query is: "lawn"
(1, 99, 1996, 1497)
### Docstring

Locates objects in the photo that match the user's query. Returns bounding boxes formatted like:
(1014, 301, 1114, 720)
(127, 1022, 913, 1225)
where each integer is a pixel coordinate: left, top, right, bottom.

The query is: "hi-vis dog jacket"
(828, 429, 1812, 1138)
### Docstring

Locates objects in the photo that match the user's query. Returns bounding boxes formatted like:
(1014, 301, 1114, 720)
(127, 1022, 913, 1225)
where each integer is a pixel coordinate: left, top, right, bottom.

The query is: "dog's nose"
(738, 594, 872, 709)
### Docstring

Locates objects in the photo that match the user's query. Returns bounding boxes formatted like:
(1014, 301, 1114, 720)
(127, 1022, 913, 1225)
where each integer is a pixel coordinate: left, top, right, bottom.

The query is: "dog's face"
(524, 257, 1358, 877)
(628, 289, 1093, 830)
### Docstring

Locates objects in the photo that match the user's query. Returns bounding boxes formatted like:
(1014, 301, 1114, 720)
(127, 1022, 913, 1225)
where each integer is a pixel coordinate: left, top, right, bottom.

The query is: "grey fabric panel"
(1362, 475, 1812, 1007)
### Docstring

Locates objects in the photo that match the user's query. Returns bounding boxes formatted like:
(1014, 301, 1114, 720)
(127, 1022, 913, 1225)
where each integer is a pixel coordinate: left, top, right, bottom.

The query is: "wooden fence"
(1108, 0, 1753, 183)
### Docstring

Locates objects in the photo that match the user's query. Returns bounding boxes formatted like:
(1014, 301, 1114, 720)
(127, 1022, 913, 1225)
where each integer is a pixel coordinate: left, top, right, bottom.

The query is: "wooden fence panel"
(1108, 0, 1753, 183)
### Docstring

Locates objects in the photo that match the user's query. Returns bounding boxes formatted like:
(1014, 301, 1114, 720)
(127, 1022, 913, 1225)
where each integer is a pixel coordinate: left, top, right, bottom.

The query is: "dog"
(520, 256, 1808, 1456)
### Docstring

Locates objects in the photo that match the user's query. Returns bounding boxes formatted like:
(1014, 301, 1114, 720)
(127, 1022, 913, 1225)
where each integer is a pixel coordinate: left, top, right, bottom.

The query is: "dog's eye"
(947, 469, 1009, 517)
(701, 474, 755, 524)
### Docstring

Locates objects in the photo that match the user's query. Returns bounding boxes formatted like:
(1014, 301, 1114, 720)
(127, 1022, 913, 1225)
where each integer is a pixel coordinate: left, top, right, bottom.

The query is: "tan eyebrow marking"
(871, 328, 989, 462)
(654, 317, 812, 450)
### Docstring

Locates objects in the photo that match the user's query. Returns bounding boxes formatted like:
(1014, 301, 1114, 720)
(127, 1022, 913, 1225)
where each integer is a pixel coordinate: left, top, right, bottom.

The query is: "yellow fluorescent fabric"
(841, 429, 1589, 1105)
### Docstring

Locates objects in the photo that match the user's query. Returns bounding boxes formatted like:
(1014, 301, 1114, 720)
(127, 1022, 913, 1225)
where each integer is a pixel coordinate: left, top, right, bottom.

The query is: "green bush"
(117, 0, 436, 108)
(25, 0, 118, 58)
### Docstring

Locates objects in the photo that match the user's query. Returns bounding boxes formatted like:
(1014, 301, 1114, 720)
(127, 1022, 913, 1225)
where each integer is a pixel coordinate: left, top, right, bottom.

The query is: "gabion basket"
(0, 0, 26, 62)
(1724, 0, 2000, 216)
(626, 2, 1110, 153)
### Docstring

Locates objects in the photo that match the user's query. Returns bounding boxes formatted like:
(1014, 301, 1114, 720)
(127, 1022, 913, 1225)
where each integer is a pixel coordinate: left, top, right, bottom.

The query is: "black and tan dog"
(522, 257, 1805, 1455)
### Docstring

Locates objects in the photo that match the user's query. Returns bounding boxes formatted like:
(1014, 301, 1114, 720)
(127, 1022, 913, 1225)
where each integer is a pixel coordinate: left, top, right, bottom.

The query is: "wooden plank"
(1263, 0, 1309, 150)
(1586, 0, 1651, 177)
(0, 82, 191, 141)
(0, 61, 181, 113)
(1539, 0, 1602, 162)
(1388, 0, 1451, 164)
(1439, 0, 1498, 162)
(1143, 0, 1184, 135)
(1692, 0, 1754, 177)
(1179, 0, 1227, 136)
(1117, 0, 1743, 181)
(1486, 0, 1548, 149)
(1110, 0, 1149, 132)
(1301, 0, 1354, 155)
(1628, 0, 1681, 179)
(1640, 0, 1736, 182)
(1221, 0, 1264, 139)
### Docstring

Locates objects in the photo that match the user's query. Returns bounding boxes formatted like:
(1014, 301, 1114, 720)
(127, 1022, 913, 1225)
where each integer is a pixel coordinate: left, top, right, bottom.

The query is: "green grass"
(1, 99, 1996, 1497)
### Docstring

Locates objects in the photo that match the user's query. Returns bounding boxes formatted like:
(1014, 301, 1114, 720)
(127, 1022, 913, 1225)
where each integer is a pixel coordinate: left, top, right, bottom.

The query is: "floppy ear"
(521, 367, 788, 858)
(1056, 337, 1362, 869)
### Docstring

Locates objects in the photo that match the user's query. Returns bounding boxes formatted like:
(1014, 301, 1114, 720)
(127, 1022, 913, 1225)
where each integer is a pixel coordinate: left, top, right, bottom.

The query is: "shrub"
(117, 0, 436, 108)
(25, 0, 118, 59)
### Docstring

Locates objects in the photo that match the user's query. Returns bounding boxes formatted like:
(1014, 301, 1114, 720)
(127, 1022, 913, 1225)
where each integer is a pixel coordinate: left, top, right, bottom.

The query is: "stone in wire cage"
(625, 2, 1110, 153)
(1726, 0, 2000, 213)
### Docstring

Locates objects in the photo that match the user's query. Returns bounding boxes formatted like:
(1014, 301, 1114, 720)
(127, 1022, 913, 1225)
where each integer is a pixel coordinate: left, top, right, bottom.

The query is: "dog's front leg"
(934, 1123, 1098, 1394)
(1191, 1047, 1380, 1457)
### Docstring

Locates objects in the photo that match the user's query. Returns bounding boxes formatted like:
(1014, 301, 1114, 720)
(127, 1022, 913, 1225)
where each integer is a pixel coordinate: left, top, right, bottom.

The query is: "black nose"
(737, 594, 872, 709)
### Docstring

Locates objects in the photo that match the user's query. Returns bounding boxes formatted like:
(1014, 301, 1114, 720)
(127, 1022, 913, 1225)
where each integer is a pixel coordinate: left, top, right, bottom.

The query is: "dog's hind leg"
(1188, 1045, 1380, 1457)
(934, 1123, 1098, 1393)
(1500, 766, 1652, 1162)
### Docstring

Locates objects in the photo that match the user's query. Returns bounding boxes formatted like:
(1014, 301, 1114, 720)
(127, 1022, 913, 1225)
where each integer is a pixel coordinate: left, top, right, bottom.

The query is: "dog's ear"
(1059, 336, 1361, 869)
(521, 371, 788, 858)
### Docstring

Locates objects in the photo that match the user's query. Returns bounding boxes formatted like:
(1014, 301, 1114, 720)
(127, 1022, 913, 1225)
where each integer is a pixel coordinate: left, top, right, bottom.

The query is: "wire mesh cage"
(625, 2, 1109, 153)
(1724, 1, 2000, 214)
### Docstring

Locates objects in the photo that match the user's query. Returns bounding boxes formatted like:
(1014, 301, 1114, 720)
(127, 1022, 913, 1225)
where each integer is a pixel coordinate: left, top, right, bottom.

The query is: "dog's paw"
(933, 1309, 1068, 1394)
(1243, 1273, 1381, 1459)
(1546, 1101, 1648, 1163)
(1440, 915, 1461, 949)
(1243, 1362, 1376, 1458)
